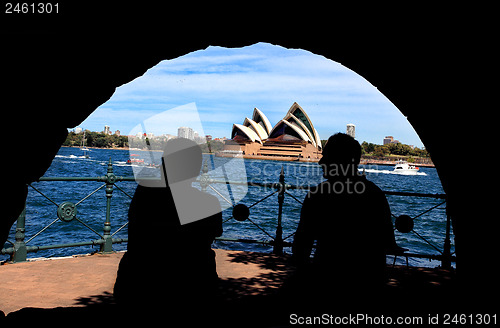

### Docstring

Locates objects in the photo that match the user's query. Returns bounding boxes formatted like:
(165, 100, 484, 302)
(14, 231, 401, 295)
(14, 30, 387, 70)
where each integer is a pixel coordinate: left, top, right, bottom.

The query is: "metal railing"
(1, 158, 454, 269)
(201, 163, 453, 268)
(1, 159, 134, 262)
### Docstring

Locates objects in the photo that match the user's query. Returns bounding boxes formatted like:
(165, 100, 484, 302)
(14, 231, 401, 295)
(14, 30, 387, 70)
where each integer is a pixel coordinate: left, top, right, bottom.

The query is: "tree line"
(360, 141, 429, 158)
(63, 131, 129, 148)
(320, 139, 429, 158)
(63, 131, 226, 152)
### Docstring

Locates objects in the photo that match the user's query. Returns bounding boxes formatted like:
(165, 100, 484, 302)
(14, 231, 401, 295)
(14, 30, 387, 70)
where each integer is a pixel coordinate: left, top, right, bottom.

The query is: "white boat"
(393, 160, 420, 175)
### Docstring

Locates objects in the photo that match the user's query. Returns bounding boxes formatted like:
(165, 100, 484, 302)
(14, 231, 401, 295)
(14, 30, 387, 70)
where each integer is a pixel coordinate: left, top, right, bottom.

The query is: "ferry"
(393, 160, 420, 175)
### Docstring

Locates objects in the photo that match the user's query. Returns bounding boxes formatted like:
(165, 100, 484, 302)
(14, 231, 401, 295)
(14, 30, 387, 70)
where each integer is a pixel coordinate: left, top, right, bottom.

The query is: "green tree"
(361, 141, 376, 154)
(93, 134, 109, 148)
(85, 130, 94, 147)
(374, 145, 390, 157)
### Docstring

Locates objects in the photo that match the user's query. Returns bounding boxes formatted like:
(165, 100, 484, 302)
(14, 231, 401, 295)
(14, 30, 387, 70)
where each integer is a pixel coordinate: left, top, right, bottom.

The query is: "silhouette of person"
(114, 138, 223, 314)
(290, 133, 399, 304)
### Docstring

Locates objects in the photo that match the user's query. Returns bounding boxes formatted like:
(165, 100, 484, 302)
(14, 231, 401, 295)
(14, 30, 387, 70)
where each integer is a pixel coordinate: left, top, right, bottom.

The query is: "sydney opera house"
(218, 102, 323, 161)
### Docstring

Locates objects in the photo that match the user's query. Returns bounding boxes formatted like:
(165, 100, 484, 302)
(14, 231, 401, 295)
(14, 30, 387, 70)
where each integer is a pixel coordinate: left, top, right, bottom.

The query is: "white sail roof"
(313, 128, 322, 150)
(243, 117, 269, 140)
(252, 108, 273, 136)
(284, 113, 318, 148)
(231, 124, 263, 144)
(269, 120, 311, 143)
(285, 102, 321, 150)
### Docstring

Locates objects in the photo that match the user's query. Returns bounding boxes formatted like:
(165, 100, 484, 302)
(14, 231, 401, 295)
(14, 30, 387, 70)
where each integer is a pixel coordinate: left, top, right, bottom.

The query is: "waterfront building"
(346, 123, 355, 138)
(104, 125, 111, 135)
(74, 127, 83, 134)
(221, 102, 322, 160)
(115, 130, 120, 136)
(214, 137, 227, 142)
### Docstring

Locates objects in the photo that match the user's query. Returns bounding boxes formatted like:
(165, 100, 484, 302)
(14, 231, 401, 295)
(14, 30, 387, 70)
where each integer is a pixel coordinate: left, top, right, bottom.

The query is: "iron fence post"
(273, 167, 285, 255)
(200, 160, 209, 192)
(12, 203, 27, 262)
(442, 201, 452, 269)
(100, 158, 115, 253)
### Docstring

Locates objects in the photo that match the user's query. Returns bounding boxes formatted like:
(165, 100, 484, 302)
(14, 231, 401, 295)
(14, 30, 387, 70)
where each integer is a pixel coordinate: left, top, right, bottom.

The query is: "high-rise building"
(383, 136, 394, 145)
(178, 127, 194, 140)
(346, 124, 355, 138)
(104, 125, 111, 135)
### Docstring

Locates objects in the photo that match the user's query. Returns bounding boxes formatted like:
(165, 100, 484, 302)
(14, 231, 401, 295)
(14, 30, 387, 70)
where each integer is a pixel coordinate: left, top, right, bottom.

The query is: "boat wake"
(111, 161, 129, 167)
(107, 161, 157, 168)
(361, 168, 427, 176)
(54, 155, 160, 170)
(55, 154, 89, 159)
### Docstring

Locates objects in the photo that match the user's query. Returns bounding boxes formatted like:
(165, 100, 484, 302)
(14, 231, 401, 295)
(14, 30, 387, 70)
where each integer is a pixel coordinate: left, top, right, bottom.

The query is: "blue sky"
(81, 42, 424, 148)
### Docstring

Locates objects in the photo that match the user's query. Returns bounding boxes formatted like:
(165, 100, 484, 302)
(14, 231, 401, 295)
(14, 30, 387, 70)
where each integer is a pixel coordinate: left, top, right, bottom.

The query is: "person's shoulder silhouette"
(292, 133, 396, 295)
(114, 138, 222, 312)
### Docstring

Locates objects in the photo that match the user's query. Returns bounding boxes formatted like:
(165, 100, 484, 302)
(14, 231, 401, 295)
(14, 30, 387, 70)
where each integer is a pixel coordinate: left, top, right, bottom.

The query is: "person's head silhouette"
(318, 133, 361, 179)
(161, 138, 202, 187)
(160, 138, 221, 225)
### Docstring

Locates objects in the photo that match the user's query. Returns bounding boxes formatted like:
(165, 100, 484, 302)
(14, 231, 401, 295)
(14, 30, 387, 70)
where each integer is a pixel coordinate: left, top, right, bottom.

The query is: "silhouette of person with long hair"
(114, 138, 222, 316)
(290, 133, 399, 306)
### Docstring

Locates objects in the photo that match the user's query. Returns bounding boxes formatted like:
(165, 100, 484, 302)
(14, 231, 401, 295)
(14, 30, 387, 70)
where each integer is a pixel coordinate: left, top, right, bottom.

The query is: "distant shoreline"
(63, 145, 215, 154)
(62, 146, 434, 167)
(216, 152, 434, 167)
(62, 145, 155, 151)
(360, 159, 434, 168)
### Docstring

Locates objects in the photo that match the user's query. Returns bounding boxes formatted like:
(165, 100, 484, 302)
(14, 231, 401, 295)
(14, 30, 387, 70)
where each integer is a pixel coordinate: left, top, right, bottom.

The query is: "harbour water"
(1, 147, 451, 267)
